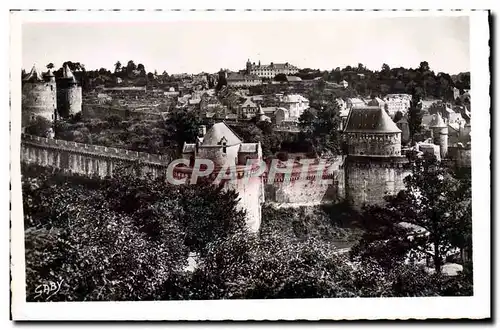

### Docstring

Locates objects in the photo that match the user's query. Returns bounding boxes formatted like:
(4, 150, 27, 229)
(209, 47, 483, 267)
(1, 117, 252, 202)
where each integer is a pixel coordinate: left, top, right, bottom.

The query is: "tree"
(23, 170, 188, 301)
(382, 63, 390, 72)
(215, 71, 227, 92)
(419, 61, 430, 72)
(351, 154, 472, 276)
(126, 60, 137, 76)
(274, 73, 287, 82)
(114, 61, 122, 73)
(62, 61, 85, 72)
(25, 116, 53, 137)
(299, 97, 342, 157)
(298, 109, 316, 135)
(408, 89, 423, 144)
(46, 63, 54, 70)
(23, 162, 249, 301)
(164, 109, 203, 154)
(137, 63, 146, 76)
(393, 110, 403, 123)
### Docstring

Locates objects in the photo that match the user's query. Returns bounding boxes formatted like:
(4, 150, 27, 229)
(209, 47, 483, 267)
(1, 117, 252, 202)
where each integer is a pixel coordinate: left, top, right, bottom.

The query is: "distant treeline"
(293, 62, 470, 100)
(26, 60, 470, 101)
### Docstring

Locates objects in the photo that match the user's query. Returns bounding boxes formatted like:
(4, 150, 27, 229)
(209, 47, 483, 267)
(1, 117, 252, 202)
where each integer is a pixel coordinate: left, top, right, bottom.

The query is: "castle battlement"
(345, 132, 400, 142)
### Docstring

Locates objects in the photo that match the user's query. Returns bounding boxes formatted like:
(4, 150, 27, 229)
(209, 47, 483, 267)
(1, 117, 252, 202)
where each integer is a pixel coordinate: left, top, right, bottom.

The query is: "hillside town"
(20, 57, 473, 302)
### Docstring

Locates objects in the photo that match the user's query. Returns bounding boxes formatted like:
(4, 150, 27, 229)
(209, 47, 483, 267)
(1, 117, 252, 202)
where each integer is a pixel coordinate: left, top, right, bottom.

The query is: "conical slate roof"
(344, 106, 401, 133)
(62, 64, 77, 82)
(23, 65, 44, 82)
(45, 68, 55, 77)
(201, 122, 242, 147)
(257, 105, 265, 115)
(429, 112, 447, 128)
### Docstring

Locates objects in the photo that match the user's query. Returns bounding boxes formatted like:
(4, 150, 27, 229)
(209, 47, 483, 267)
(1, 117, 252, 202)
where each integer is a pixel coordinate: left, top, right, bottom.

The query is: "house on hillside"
(239, 97, 259, 119)
(226, 73, 262, 87)
(278, 94, 310, 118)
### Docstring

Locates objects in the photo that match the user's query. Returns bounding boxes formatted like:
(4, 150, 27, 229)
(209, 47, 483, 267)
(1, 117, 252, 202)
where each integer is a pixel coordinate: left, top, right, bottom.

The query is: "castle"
(22, 64, 82, 132)
(343, 106, 410, 207)
(20, 110, 460, 233)
(20, 63, 466, 233)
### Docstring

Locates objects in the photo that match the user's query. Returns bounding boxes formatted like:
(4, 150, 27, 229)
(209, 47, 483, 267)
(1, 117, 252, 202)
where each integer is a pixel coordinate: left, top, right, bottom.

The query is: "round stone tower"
(21, 64, 57, 129)
(343, 106, 410, 208)
(429, 112, 449, 159)
(56, 64, 82, 118)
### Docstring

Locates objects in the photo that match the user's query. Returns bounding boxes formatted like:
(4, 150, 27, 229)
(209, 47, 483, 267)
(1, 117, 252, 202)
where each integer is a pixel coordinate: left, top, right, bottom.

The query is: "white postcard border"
(9, 9, 491, 320)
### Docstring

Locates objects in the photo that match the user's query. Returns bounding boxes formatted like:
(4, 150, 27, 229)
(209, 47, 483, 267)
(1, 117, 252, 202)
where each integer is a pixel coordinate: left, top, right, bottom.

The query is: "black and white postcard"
(9, 9, 491, 321)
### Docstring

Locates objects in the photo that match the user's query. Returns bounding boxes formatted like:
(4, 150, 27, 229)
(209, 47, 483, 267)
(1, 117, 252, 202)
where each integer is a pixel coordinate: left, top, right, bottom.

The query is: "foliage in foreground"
(22, 159, 473, 301)
(350, 154, 473, 294)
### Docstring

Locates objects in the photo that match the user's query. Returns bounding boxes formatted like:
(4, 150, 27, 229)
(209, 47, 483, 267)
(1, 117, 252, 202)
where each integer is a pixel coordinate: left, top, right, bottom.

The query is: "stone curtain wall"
(82, 104, 164, 121)
(21, 135, 347, 207)
(21, 134, 172, 179)
(20, 134, 264, 232)
(263, 156, 346, 206)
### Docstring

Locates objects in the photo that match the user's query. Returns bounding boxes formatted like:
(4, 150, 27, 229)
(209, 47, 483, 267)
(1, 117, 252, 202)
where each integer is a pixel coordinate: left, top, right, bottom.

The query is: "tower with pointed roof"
(56, 64, 82, 118)
(181, 122, 264, 232)
(21, 64, 57, 131)
(256, 105, 271, 122)
(429, 112, 449, 159)
(343, 106, 410, 208)
(246, 59, 252, 75)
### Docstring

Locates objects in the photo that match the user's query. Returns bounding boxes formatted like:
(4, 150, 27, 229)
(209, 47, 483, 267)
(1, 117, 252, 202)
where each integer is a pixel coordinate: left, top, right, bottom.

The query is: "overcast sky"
(22, 16, 470, 74)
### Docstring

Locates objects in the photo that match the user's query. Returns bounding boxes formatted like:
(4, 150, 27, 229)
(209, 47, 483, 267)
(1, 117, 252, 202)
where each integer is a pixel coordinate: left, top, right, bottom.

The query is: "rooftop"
(250, 62, 298, 70)
(62, 64, 77, 82)
(23, 65, 44, 82)
(227, 73, 261, 81)
(280, 94, 309, 104)
(182, 143, 196, 153)
(201, 122, 243, 147)
(344, 107, 401, 134)
(241, 98, 257, 108)
(429, 112, 447, 128)
(285, 76, 302, 82)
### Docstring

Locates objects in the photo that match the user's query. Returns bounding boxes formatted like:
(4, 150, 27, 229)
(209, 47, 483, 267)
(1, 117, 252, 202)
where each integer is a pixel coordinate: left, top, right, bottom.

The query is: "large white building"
(383, 94, 411, 116)
(246, 59, 299, 78)
(278, 94, 309, 118)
